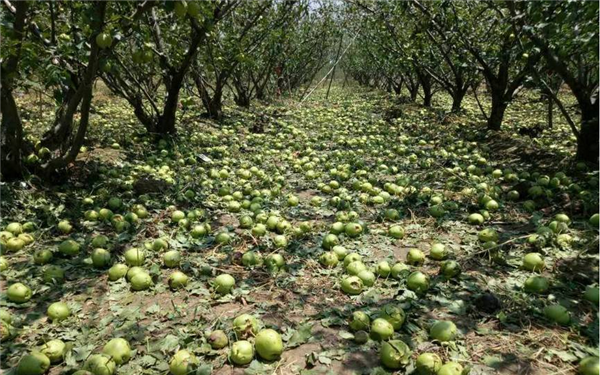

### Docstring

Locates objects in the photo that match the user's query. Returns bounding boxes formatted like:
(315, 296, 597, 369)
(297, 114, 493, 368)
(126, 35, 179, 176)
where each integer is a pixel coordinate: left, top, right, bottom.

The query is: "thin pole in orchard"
(326, 34, 345, 100)
(300, 33, 357, 105)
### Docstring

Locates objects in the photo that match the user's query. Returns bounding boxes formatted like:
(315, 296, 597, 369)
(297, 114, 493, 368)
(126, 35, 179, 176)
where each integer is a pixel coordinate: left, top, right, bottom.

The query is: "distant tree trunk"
(234, 86, 251, 107)
(40, 77, 78, 150)
(0, 1, 29, 180)
(488, 88, 508, 131)
(416, 69, 433, 107)
(451, 86, 468, 112)
(392, 77, 403, 95)
(155, 72, 185, 134)
(0, 88, 24, 179)
(576, 102, 599, 164)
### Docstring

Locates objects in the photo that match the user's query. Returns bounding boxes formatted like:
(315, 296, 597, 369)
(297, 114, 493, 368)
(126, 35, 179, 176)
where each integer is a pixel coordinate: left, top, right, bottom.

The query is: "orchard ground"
(1, 84, 598, 375)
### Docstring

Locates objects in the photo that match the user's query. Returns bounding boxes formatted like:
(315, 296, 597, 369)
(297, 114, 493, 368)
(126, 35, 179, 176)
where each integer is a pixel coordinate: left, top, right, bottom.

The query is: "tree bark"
(576, 102, 599, 164)
(451, 86, 468, 112)
(488, 89, 508, 131)
(0, 88, 24, 179)
(155, 72, 185, 134)
(0, 1, 29, 180)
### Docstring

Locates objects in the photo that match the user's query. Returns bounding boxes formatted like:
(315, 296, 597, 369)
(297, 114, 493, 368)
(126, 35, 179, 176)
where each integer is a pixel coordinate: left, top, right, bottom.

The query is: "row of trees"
(342, 1, 598, 163)
(1, 0, 339, 179)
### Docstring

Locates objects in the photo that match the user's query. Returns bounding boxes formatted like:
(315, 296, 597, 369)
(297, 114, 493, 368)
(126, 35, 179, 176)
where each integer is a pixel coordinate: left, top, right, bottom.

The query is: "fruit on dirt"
(346, 261, 367, 276)
(524, 276, 550, 293)
(151, 238, 169, 251)
(429, 243, 447, 260)
(169, 271, 189, 289)
(214, 274, 235, 294)
(233, 314, 259, 338)
(584, 286, 599, 305)
(391, 262, 410, 279)
(344, 222, 363, 237)
(407, 248, 425, 265)
(108, 197, 122, 211)
(1, 309, 12, 324)
(544, 304, 571, 325)
(58, 239, 80, 256)
(319, 251, 339, 268)
(208, 330, 228, 349)
(332, 245, 348, 260)
(468, 213, 484, 225)
(380, 340, 411, 369)
(39, 339, 66, 363)
(33, 250, 53, 265)
(440, 260, 461, 279)
(578, 356, 599, 375)
(7, 283, 32, 303)
(108, 264, 128, 281)
(478, 228, 498, 242)
(430, 320, 457, 342)
(130, 272, 152, 291)
(415, 352, 443, 375)
(438, 361, 464, 375)
(357, 269, 376, 286)
(590, 214, 599, 228)
(163, 250, 181, 268)
(322, 233, 339, 249)
(171, 210, 185, 223)
(380, 304, 406, 330)
(341, 276, 364, 295)
(47, 302, 70, 322)
(370, 318, 394, 341)
(16, 352, 51, 375)
(229, 340, 254, 365)
(91, 235, 109, 248)
(102, 338, 132, 364)
(354, 330, 369, 344)
(215, 232, 231, 244)
(57, 220, 72, 234)
(191, 225, 208, 238)
(429, 205, 446, 218)
(377, 261, 391, 277)
(6, 222, 23, 235)
(407, 271, 430, 294)
(169, 350, 198, 375)
(265, 253, 285, 271)
(242, 251, 263, 267)
(349, 311, 370, 331)
(522, 252, 544, 271)
(254, 329, 283, 360)
(84, 354, 116, 375)
(389, 225, 405, 239)
(124, 248, 145, 266)
(6, 237, 25, 252)
(343, 253, 362, 267)
(91, 248, 111, 268)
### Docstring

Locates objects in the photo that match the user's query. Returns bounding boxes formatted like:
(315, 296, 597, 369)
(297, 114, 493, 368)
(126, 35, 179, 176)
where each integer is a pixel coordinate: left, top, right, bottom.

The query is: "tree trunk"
(576, 104, 599, 164)
(488, 90, 508, 131)
(451, 86, 468, 112)
(0, 1, 29, 180)
(155, 73, 184, 134)
(207, 87, 223, 119)
(423, 85, 433, 107)
(409, 83, 419, 102)
(235, 90, 251, 107)
(419, 75, 433, 107)
(0, 88, 24, 179)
